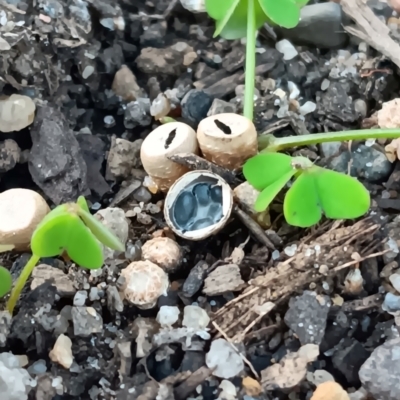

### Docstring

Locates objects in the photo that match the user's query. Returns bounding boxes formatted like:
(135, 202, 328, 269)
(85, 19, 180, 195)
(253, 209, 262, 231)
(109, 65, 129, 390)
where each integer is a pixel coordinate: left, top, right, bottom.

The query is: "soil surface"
(1, 0, 400, 399)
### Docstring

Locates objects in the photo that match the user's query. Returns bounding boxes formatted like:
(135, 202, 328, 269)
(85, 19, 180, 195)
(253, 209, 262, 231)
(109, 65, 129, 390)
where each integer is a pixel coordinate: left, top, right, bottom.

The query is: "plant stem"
(259, 128, 400, 152)
(243, 0, 256, 121)
(7, 253, 40, 315)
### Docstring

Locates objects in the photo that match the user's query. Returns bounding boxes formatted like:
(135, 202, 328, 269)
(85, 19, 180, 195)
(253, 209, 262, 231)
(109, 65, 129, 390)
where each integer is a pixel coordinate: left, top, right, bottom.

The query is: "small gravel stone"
(49, 334, 73, 369)
(181, 89, 213, 125)
(206, 339, 244, 379)
(359, 337, 400, 400)
(332, 339, 369, 385)
(150, 93, 171, 120)
(106, 137, 143, 180)
(182, 305, 210, 330)
(328, 144, 393, 183)
(28, 359, 47, 375)
(89, 287, 100, 301)
(0, 139, 20, 173)
(73, 290, 88, 306)
(132, 186, 152, 203)
(382, 292, 400, 314)
(321, 79, 330, 91)
(71, 306, 103, 337)
(0, 352, 35, 400)
(124, 98, 151, 129)
(319, 142, 341, 158)
(307, 369, 335, 386)
(203, 264, 245, 296)
(95, 207, 129, 260)
(31, 264, 76, 297)
(299, 101, 317, 115)
(112, 65, 144, 101)
(207, 98, 237, 116)
(284, 291, 331, 345)
(276, 3, 347, 48)
(106, 285, 124, 313)
(182, 260, 208, 297)
(275, 39, 298, 61)
(156, 305, 180, 327)
(390, 273, 400, 293)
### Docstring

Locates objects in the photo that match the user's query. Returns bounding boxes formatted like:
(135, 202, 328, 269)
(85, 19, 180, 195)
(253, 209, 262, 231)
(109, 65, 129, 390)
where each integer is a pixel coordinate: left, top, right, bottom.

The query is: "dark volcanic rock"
(28, 106, 89, 205)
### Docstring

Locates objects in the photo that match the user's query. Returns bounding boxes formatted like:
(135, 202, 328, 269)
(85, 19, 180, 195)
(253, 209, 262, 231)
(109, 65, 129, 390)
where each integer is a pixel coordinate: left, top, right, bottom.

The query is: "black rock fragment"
(28, 105, 89, 205)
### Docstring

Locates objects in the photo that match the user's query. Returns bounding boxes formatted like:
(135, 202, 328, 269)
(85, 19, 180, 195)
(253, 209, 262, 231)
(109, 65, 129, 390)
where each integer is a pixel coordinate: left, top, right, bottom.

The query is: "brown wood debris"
(212, 219, 382, 341)
(341, 0, 400, 69)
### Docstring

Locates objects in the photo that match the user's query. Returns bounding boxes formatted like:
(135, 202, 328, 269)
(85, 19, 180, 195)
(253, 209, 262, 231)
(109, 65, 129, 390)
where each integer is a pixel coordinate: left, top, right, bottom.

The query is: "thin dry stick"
(333, 249, 390, 271)
(341, 0, 400, 69)
(212, 321, 260, 380)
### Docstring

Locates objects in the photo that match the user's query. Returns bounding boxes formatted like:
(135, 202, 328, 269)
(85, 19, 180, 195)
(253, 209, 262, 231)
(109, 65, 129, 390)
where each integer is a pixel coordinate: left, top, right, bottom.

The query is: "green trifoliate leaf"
(254, 170, 296, 212)
(258, 0, 301, 28)
(243, 153, 293, 191)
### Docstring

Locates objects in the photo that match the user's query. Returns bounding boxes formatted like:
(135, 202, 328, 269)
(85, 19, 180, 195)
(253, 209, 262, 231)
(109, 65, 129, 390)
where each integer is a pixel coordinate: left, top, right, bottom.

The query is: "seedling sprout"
(5, 196, 124, 314)
(243, 153, 371, 227)
(0, 267, 12, 298)
(205, 0, 309, 120)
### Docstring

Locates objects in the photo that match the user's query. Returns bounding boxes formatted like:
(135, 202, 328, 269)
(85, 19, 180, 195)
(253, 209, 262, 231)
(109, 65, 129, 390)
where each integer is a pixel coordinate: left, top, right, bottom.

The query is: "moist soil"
(0, 0, 400, 399)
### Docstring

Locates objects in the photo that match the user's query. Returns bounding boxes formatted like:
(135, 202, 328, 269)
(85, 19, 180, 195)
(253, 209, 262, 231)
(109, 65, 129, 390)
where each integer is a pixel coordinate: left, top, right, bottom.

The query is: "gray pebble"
(328, 144, 393, 183)
(284, 291, 331, 345)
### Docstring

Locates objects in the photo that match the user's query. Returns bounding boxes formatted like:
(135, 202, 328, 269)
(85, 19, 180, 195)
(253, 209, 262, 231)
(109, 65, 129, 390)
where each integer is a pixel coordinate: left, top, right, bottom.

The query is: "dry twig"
(341, 0, 400, 69)
(212, 219, 382, 340)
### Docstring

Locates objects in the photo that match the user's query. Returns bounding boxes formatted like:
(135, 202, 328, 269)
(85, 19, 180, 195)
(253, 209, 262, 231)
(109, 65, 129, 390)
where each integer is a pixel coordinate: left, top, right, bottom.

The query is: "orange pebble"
(310, 381, 350, 400)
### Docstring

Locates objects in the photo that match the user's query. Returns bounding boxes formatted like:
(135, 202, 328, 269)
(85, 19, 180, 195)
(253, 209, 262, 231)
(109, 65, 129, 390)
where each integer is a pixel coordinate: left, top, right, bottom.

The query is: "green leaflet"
(77, 208, 125, 252)
(0, 266, 12, 297)
(254, 170, 296, 212)
(284, 167, 371, 227)
(313, 167, 370, 220)
(243, 153, 293, 191)
(31, 211, 104, 269)
(31, 208, 72, 257)
(284, 172, 321, 227)
(205, 0, 239, 21)
(215, 0, 267, 40)
(258, 0, 301, 28)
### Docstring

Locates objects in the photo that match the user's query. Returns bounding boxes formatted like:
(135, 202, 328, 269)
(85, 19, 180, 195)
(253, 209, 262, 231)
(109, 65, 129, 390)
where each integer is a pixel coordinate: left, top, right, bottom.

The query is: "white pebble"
(299, 101, 317, 116)
(82, 65, 95, 79)
(284, 244, 297, 257)
(156, 306, 180, 327)
(275, 39, 298, 61)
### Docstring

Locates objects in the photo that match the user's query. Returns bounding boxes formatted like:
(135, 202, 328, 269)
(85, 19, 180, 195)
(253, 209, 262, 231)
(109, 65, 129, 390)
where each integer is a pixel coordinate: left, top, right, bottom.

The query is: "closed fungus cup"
(197, 113, 258, 171)
(140, 122, 199, 192)
(141, 237, 182, 273)
(164, 170, 233, 241)
(120, 260, 169, 309)
(0, 188, 50, 250)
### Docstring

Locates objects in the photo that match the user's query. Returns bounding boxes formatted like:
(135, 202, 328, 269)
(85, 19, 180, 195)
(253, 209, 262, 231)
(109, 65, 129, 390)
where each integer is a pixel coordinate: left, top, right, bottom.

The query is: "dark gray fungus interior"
(172, 180, 223, 232)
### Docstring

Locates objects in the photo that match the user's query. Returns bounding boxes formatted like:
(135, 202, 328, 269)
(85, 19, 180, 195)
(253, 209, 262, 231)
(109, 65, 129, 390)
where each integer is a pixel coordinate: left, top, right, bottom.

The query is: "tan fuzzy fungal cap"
(197, 113, 257, 170)
(140, 122, 199, 191)
(310, 381, 350, 400)
(141, 237, 182, 273)
(121, 260, 169, 309)
(0, 188, 50, 247)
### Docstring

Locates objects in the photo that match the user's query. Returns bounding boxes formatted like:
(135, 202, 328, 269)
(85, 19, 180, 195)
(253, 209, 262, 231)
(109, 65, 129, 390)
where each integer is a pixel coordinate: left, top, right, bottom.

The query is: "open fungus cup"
(164, 170, 233, 241)
(140, 121, 199, 192)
